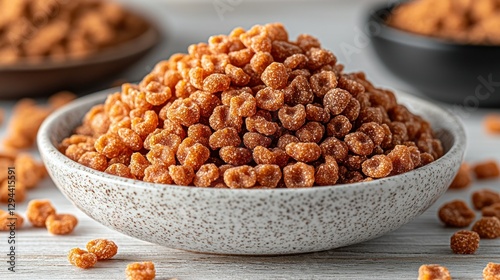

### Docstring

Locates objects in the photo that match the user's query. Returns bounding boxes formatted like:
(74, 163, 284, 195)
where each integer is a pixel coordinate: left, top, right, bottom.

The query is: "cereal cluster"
(438, 200, 475, 227)
(26, 199, 78, 234)
(418, 264, 451, 280)
(60, 23, 443, 188)
(388, 0, 500, 45)
(0, 0, 148, 64)
(126, 261, 156, 280)
(68, 238, 118, 269)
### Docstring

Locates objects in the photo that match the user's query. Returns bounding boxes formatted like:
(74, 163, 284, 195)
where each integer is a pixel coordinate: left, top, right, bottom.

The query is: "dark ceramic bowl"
(368, 5, 500, 107)
(0, 25, 159, 98)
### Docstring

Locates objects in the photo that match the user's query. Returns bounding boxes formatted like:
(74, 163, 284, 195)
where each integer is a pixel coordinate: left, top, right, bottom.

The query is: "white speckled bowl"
(38, 88, 465, 255)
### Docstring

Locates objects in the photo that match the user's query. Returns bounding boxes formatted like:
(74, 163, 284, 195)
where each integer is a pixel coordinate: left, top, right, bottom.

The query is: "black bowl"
(368, 5, 500, 107)
(0, 25, 159, 99)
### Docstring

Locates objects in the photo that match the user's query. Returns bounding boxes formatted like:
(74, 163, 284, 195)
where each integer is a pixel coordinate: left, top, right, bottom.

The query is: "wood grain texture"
(0, 1, 499, 279)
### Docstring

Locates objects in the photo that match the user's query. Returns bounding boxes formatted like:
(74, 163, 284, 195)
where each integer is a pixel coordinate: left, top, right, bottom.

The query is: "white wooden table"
(1, 1, 500, 279)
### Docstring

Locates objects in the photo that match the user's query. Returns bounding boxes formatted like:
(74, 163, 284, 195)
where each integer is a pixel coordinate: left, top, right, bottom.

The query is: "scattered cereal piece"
(45, 214, 78, 235)
(26, 199, 56, 227)
(485, 115, 500, 134)
(473, 160, 500, 180)
(483, 262, 500, 280)
(472, 189, 500, 210)
(418, 264, 451, 280)
(438, 200, 475, 227)
(482, 203, 500, 220)
(450, 230, 479, 254)
(126, 261, 156, 280)
(86, 239, 118, 260)
(0, 211, 23, 231)
(448, 162, 472, 190)
(472, 217, 500, 239)
(68, 248, 97, 269)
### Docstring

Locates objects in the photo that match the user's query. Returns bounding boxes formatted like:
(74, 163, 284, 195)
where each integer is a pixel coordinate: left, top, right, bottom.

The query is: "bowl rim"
(37, 87, 466, 194)
(0, 24, 160, 71)
(368, 4, 500, 50)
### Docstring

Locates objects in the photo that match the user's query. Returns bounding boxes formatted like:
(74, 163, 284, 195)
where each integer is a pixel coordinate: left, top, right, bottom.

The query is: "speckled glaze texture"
(37, 89, 466, 255)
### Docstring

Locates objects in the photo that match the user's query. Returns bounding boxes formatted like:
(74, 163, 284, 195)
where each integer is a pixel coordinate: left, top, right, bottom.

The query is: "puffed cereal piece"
(472, 189, 500, 210)
(129, 153, 150, 179)
(283, 162, 315, 188)
(473, 160, 500, 180)
(194, 164, 219, 187)
(483, 262, 500, 280)
(387, 145, 415, 175)
(472, 217, 500, 239)
(105, 163, 135, 179)
(344, 132, 374, 156)
(438, 200, 475, 227)
(278, 105, 306, 131)
(126, 261, 156, 280)
(482, 203, 500, 220)
(484, 114, 500, 134)
(285, 142, 321, 163)
(168, 165, 194, 186)
(418, 264, 451, 280)
(68, 248, 97, 269)
(223, 166, 257, 189)
(448, 163, 472, 190)
(26, 199, 56, 227)
(323, 88, 351, 115)
(45, 214, 78, 235)
(254, 164, 282, 188)
(0, 211, 24, 231)
(361, 155, 393, 178)
(315, 156, 339, 186)
(219, 146, 252, 165)
(143, 164, 172, 184)
(450, 230, 479, 254)
(86, 239, 118, 260)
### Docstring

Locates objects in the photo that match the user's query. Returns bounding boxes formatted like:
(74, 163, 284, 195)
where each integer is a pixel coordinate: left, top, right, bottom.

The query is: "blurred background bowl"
(0, 24, 159, 99)
(368, 5, 500, 107)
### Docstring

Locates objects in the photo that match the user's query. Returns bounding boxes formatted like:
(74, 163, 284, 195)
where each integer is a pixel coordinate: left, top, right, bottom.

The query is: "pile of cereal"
(60, 23, 444, 188)
(0, 0, 148, 64)
(388, 0, 500, 45)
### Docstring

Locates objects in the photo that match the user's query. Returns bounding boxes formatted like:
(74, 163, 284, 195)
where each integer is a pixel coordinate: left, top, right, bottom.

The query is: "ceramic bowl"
(368, 5, 500, 107)
(37, 88, 466, 255)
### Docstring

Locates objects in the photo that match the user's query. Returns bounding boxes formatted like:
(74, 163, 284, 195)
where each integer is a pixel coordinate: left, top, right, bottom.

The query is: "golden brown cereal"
(26, 199, 56, 227)
(485, 114, 500, 134)
(0, 211, 23, 231)
(86, 239, 118, 260)
(438, 200, 476, 227)
(285, 142, 321, 163)
(143, 164, 172, 184)
(448, 163, 472, 190)
(472, 189, 500, 210)
(362, 155, 393, 178)
(255, 164, 282, 188)
(472, 216, 500, 239)
(327, 115, 352, 138)
(194, 164, 220, 187)
(224, 166, 257, 189)
(283, 162, 315, 188)
(60, 23, 443, 188)
(68, 248, 97, 269)
(473, 160, 500, 180)
(483, 203, 500, 220)
(483, 262, 500, 280)
(45, 214, 78, 235)
(168, 165, 194, 186)
(345, 132, 374, 156)
(315, 156, 339, 186)
(418, 264, 451, 280)
(389, 0, 500, 45)
(450, 230, 479, 254)
(126, 261, 156, 280)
